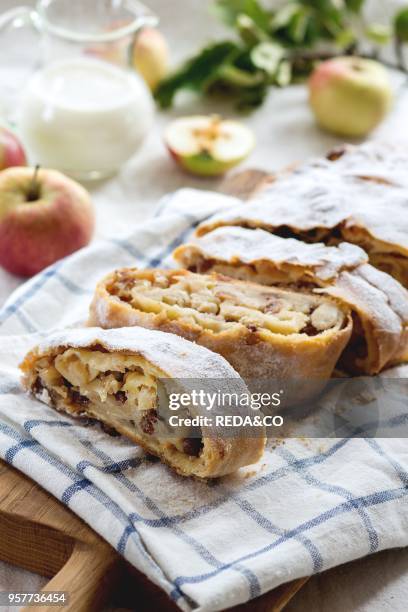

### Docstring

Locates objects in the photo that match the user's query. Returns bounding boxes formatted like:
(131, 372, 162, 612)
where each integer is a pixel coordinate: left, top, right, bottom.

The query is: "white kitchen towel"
(0, 188, 407, 612)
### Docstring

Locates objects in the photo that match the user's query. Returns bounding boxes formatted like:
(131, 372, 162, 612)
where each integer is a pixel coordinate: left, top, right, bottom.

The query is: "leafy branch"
(155, 0, 408, 110)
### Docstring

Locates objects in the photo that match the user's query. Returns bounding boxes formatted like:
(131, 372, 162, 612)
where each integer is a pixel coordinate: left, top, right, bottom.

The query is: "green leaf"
(344, 0, 365, 13)
(335, 28, 356, 48)
(395, 7, 408, 42)
(210, 0, 271, 32)
(250, 42, 285, 74)
(289, 9, 310, 43)
(236, 14, 269, 45)
(365, 23, 392, 45)
(275, 60, 292, 86)
(236, 85, 268, 110)
(155, 42, 239, 108)
(217, 64, 265, 87)
(270, 3, 301, 30)
(299, 1, 344, 40)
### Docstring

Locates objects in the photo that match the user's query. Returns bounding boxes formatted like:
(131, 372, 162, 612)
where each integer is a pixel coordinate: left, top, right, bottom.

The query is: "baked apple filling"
(107, 269, 347, 338)
(29, 347, 202, 456)
(21, 327, 267, 478)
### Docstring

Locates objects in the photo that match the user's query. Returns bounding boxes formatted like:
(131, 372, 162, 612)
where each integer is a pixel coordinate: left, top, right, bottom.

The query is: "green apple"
(164, 115, 255, 177)
(308, 57, 393, 137)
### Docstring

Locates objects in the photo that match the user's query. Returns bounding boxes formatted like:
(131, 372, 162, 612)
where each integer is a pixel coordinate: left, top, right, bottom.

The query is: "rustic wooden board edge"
(0, 461, 120, 612)
(0, 459, 309, 612)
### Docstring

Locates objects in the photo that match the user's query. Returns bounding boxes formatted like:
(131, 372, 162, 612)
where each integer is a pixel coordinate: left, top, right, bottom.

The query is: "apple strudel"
(174, 227, 408, 374)
(89, 269, 352, 388)
(21, 327, 265, 478)
(196, 146, 408, 288)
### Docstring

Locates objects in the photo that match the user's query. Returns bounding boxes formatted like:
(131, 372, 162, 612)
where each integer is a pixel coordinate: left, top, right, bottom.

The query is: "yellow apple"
(308, 57, 393, 137)
(132, 28, 169, 91)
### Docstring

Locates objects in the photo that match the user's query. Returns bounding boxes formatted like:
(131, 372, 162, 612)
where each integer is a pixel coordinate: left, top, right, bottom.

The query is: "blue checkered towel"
(0, 188, 407, 611)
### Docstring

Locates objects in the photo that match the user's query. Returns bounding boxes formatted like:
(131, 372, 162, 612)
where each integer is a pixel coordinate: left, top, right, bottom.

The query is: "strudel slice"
(196, 152, 408, 288)
(21, 327, 265, 478)
(174, 227, 408, 375)
(90, 269, 352, 387)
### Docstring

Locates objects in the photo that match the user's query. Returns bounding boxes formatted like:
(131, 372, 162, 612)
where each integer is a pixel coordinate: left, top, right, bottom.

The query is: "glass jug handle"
(0, 7, 38, 123)
(0, 7, 35, 33)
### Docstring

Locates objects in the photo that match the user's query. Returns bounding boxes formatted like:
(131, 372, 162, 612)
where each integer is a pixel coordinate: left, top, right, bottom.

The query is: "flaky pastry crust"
(196, 142, 408, 288)
(174, 227, 408, 374)
(20, 327, 265, 478)
(89, 269, 352, 399)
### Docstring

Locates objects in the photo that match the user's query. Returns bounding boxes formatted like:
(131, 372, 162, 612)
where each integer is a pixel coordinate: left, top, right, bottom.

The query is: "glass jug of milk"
(0, 0, 157, 179)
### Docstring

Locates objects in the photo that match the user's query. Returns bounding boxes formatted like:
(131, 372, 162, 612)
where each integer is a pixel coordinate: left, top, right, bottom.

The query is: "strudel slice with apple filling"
(21, 327, 265, 478)
(89, 269, 352, 387)
(196, 152, 408, 288)
(174, 227, 408, 374)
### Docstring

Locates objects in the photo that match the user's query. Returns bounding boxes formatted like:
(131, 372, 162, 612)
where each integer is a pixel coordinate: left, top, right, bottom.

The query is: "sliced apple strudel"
(196, 149, 408, 288)
(174, 227, 408, 375)
(89, 268, 352, 394)
(21, 327, 265, 478)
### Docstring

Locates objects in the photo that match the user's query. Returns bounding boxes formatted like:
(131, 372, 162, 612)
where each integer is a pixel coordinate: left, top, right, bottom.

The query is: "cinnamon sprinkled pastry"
(89, 269, 352, 389)
(174, 227, 408, 374)
(21, 327, 265, 478)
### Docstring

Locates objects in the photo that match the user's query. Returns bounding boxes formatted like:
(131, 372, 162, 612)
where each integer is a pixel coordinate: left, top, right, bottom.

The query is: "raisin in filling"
(107, 269, 346, 338)
(183, 437, 204, 457)
(32, 377, 44, 395)
(140, 409, 158, 435)
(114, 390, 127, 404)
(300, 323, 319, 337)
(69, 389, 90, 406)
(31, 358, 206, 460)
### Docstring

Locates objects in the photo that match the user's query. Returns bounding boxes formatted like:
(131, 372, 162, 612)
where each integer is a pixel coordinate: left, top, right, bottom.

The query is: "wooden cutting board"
(0, 168, 308, 612)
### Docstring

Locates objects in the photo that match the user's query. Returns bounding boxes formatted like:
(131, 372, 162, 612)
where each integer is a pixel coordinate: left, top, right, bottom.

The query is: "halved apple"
(164, 115, 255, 177)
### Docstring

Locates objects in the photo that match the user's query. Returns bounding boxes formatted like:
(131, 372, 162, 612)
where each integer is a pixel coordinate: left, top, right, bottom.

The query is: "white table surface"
(0, 1, 408, 610)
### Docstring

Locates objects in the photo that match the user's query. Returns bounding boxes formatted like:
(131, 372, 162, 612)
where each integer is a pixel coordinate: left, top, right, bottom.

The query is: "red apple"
(0, 126, 26, 170)
(0, 167, 95, 277)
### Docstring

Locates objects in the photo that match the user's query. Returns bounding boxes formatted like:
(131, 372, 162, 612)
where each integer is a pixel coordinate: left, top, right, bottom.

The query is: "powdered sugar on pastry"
(325, 141, 408, 187)
(35, 326, 242, 381)
(21, 327, 265, 478)
(174, 226, 367, 282)
(197, 164, 408, 253)
(197, 143, 408, 290)
(175, 227, 408, 374)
